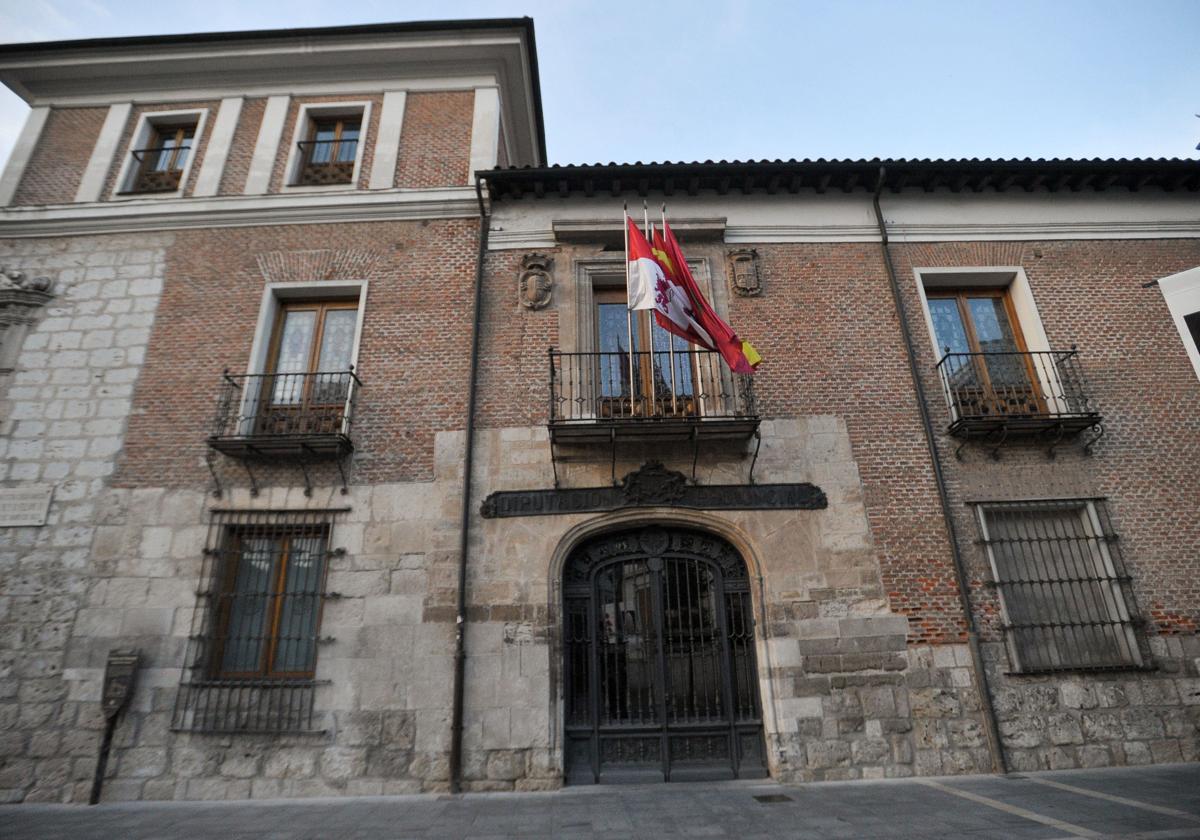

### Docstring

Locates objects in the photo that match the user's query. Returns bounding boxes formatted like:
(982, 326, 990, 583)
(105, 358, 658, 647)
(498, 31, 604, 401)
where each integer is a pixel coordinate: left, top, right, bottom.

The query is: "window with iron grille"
(975, 499, 1145, 674)
(172, 509, 345, 734)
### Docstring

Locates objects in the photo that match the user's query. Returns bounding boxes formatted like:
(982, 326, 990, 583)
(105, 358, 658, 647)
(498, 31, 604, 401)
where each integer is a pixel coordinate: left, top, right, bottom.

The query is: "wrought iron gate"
(563, 526, 767, 783)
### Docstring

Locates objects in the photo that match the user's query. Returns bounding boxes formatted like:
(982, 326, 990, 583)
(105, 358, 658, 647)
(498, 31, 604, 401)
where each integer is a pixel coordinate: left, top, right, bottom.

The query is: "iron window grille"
(974, 499, 1146, 675)
(172, 508, 346, 734)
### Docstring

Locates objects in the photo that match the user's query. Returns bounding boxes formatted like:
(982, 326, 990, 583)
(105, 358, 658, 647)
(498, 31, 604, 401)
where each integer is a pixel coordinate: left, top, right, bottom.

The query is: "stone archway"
(561, 524, 767, 784)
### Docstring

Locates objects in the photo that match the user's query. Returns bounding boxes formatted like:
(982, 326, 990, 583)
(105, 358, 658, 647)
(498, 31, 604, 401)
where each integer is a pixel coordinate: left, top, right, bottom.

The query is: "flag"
(655, 219, 762, 374)
(625, 215, 662, 310)
(648, 228, 716, 351)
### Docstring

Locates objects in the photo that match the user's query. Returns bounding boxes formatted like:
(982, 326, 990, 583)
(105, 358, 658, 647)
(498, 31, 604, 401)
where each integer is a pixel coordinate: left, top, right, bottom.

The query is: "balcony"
(295, 139, 357, 186)
(549, 349, 759, 446)
(207, 370, 361, 462)
(125, 144, 191, 193)
(936, 348, 1103, 456)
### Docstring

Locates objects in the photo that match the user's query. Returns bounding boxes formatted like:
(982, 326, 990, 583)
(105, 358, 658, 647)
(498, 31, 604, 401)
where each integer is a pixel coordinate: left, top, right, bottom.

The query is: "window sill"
(280, 183, 361, 194)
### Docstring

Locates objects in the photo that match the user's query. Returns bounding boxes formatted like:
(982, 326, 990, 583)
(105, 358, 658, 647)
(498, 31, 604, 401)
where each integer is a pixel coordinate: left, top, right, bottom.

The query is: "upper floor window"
(297, 117, 360, 186)
(114, 109, 207, 197)
(927, 287, 1042, 419)
(283, 102, 371, 190)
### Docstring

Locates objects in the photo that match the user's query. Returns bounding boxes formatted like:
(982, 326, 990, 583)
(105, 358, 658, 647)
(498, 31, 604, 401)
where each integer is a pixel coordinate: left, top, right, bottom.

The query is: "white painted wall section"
(1158, 266, 1200, 381)
(74, 102, 131, 203)
(468, 86, 501, 185)
(243, 95, 290, 195)
(369, 90, 407, 190)
(192, 97, 243, 197)
(0, 106, 50, 206)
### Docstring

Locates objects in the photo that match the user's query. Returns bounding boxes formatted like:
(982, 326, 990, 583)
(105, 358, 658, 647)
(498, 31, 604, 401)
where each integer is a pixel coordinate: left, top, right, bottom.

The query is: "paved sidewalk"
(3, 763, 1198, 839)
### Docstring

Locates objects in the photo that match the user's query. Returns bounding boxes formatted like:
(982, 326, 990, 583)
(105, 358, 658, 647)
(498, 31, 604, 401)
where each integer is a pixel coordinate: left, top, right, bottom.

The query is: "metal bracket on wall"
(690, 426, 701, 483)
(297, 456, 314, 498)
(1082, 423, 1105, 455)
(240, 459, 260, 497)
(747, 429, 762, 485)
(1043, 422, 1068, 459)
(610, 427, 618, 486)
(205, 449, 223, 498)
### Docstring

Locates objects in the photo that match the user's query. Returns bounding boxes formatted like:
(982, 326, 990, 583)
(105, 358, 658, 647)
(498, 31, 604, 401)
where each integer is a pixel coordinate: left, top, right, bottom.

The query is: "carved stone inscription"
(0, 485, 54, 527)
(480, 461, 826, 518)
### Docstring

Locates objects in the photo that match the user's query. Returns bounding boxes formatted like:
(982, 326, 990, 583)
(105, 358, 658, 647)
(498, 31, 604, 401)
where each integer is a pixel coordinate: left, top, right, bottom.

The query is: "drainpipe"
(871, 167, 1007, 775)
(448, 176, 490, 793)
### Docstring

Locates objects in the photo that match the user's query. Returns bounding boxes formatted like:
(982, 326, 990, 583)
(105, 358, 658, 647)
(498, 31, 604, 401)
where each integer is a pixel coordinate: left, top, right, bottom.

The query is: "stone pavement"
(2, 763, 1198, 839)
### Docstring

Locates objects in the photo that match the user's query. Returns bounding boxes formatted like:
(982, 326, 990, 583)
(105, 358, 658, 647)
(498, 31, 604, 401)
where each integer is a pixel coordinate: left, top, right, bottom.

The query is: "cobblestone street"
(3, 763, 1198, 839)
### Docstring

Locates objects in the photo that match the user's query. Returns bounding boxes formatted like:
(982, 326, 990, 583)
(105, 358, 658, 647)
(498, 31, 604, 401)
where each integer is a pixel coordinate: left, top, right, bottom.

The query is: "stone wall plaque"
(0, 484, 54, 527)
(480, 461, 826, 518)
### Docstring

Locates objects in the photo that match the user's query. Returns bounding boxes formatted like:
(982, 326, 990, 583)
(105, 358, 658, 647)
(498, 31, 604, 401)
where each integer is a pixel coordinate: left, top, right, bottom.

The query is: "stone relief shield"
(518, 253, 554, 310)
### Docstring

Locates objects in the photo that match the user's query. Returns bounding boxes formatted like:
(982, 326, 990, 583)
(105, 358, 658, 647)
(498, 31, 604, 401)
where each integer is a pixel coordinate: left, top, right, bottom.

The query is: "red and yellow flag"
(652, 220, 761, 374)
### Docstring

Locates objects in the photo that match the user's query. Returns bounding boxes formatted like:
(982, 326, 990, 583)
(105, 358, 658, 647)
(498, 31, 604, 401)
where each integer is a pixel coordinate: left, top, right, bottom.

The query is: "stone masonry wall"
(461, 421, 985, 787)
(54, 456, 464, 802)
(0, 232, 168, 802)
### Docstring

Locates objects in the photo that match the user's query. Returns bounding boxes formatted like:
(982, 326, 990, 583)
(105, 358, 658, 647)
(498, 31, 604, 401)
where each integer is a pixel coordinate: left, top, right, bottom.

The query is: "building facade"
(0, 19, 1198, 804)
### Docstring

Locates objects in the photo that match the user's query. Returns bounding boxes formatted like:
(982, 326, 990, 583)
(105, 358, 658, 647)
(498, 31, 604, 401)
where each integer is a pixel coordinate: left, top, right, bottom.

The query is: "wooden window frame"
(128, 121, 197, 194)
(593, 288, 700, 418)
(265, 299, 359, 380)
(928, 286, 1047, 415)
(295, 113, 362, 186)
(209, 525, 330, 681)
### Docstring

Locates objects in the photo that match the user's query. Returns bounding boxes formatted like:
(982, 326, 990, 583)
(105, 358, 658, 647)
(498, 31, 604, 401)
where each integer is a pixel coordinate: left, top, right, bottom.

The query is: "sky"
(0, 0, 1198, 170)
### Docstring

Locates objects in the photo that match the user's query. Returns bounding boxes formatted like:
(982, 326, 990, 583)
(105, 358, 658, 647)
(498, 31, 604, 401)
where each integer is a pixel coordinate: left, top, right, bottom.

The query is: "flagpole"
(642, 201, 660, 416)
(661, 203, 678, 415)
(623, 204, 637, 418)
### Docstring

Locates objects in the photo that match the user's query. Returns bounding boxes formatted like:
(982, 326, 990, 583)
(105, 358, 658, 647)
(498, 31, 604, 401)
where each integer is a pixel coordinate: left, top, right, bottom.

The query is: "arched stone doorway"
(562, 524, 767, 783)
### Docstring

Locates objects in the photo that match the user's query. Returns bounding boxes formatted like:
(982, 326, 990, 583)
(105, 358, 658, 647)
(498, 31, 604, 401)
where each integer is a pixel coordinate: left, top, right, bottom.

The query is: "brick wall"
(475, 249, 559, 430)
(885, 238, 1200, 640)
(114, 219, 480, 490)
(10, 108, 108, 206)
(217, 97, 266, 196)
(395, 91, 474, 189)
(472, 233, 1200, 650)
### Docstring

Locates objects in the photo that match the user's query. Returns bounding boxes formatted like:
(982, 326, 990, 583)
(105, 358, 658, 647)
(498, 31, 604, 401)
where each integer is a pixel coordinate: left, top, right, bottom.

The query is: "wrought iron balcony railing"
(295, 139, 357, 186)
(549, 349, 758, 444)
(936, 348, 1102, 451)
(208, 369, 361, 460)
(125, 144, 192, 193)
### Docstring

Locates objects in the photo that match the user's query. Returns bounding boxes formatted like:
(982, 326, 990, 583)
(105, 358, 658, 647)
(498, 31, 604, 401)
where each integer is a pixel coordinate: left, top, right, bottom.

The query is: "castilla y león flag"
(651, 219, 762, 374)
(625, 215, 664, 311)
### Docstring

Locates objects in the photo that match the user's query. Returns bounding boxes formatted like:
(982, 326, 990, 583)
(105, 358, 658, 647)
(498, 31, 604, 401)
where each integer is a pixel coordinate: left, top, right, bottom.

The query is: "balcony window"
(925, 282, 1100, 446)
(294, 115, 361, 186)
(209, 297, 362, 463)
(114, 110, 207, 197)
(549, 276, 756, 447)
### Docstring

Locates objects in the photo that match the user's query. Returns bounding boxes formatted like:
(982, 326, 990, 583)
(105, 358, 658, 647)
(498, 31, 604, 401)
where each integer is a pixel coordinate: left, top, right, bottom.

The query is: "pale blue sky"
(0, 0, 1198, 170)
